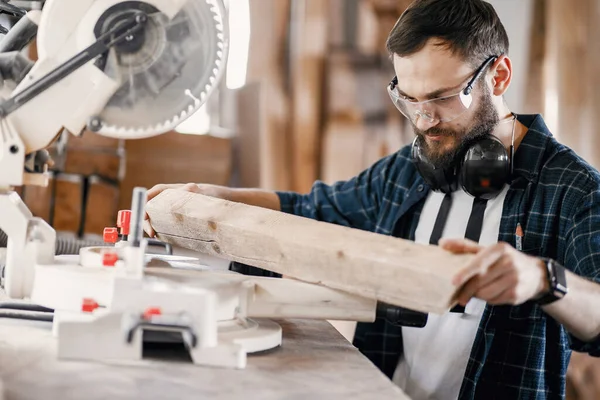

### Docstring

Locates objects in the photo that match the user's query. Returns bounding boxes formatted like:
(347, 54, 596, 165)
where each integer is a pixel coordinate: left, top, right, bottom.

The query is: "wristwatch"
(535, 258, 568, 305)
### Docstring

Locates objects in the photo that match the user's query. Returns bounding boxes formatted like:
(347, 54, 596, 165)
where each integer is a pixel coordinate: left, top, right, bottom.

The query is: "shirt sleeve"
(275, 152, 398, 232)
(564, 186, 600, 356)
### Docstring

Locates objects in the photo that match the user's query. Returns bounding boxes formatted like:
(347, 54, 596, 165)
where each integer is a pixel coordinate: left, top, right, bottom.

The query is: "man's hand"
(439, 238, 549, 307)
(143, 183, 203, 237)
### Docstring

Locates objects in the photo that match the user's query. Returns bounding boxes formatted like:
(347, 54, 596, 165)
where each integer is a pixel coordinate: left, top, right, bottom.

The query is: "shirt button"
(417, 185, 424, 192)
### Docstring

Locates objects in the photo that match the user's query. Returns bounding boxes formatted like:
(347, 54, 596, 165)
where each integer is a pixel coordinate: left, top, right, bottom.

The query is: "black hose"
(0, 310, 53, 322)
(0, 301, 53, 313)
(53, 235, 106, 255)
(0, 228, 106, 255)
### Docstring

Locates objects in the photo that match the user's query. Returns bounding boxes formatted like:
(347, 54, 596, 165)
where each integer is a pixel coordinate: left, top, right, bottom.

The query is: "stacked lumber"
(544, 0, 600, 395)
(118, 132, 232, 211)
(21, 130, 123, 237)
(319, 0, 411, 185)
(238, 0, 293, 191)
(237, 0, 413, 192)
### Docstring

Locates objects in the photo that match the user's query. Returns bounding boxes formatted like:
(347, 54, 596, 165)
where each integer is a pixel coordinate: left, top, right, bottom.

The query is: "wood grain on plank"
(146, 189, 472, 314)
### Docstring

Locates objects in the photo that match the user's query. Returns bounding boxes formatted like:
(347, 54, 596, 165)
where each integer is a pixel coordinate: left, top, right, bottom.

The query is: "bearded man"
(146, 1, 600, 398)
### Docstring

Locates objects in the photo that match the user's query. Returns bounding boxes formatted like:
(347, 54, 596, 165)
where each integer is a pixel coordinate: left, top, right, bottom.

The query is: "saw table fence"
(146, 189, 474, 314)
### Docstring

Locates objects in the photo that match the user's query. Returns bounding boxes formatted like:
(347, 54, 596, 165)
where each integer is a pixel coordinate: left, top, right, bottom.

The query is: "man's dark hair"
(386, 0, 509, 67)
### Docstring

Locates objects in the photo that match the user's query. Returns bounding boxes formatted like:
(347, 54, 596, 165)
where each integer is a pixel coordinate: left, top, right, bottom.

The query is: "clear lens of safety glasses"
(386, 55, 499, 125)
(387, 85, 473, 125)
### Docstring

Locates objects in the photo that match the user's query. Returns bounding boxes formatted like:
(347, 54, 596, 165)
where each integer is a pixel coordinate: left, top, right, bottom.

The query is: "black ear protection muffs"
(411, 114, 516, 200)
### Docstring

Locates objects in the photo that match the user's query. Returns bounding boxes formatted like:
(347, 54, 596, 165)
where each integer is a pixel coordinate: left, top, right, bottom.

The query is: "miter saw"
(0, 0, 383, 369)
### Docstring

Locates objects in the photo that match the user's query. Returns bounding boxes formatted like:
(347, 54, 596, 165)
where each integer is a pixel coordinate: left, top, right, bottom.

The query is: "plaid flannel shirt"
(274, 114, 600, 399)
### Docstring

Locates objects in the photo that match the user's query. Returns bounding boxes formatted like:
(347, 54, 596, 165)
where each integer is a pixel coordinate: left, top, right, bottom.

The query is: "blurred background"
(6, 0, 600, 398)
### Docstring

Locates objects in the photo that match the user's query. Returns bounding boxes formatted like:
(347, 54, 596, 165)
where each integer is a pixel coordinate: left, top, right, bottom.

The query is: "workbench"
(0, 290, 408, 400)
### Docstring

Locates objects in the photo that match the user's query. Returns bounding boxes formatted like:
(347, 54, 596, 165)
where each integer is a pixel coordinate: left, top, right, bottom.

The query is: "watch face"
(550, 260, 568, 297)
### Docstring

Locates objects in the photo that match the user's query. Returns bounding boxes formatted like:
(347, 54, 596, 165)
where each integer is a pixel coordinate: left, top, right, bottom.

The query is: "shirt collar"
(512, 113, 553, 182)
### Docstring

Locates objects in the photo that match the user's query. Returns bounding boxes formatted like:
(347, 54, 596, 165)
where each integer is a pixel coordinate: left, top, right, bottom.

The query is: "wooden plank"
(119, 132, 232, 210)
(63, 148, 123, 181)
(523, 0, 547, 114)
(320, 54, 366, 185)
(52, 174, 83, 234)
(288, 0, 328, 193)
(246, 0, 293, 191)
(67, 129, 122, 150)
(367, 0, 413, 56)
(321, 114, 366, 183)
(147, 267, 376, 322)
(587, 0, 600, 170)
(146, 189, 473, 314)
(545, 0, 600, 167)
(321, 52, 406, 184)
(235, 82, 261, 188)
(290, 54, 326, 193)
(22, 181, 52, 222)
(355, 0, 381, 55)
(545, 0, 587, 150)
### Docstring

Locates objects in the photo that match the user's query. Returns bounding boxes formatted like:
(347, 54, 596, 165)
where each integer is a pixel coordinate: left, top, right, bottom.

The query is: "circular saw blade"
(94, 0, 228, 138)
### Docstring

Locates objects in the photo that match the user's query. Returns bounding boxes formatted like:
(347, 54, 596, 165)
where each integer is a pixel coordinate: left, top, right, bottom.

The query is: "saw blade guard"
(84, 0, 229, 138)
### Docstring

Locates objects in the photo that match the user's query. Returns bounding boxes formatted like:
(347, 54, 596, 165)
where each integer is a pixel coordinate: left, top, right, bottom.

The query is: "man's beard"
(413, 89, 499, 170)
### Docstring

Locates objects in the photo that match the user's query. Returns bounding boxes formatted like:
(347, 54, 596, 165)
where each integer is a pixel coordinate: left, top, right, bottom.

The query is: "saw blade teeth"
(96, 0, 227, 139)
(156, 122, 168, 132)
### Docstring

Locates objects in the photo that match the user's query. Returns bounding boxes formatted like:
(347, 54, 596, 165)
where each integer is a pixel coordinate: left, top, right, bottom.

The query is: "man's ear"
(490, 55, 512, 96)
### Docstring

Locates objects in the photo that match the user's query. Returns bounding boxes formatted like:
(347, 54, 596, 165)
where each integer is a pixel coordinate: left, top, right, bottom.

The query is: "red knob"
(117, 210, 132, 235)
(102, 252, 119, 267)
(143, 307, 162, 320)
(81, 298, 99, 313)
(103, 227, 119, 243)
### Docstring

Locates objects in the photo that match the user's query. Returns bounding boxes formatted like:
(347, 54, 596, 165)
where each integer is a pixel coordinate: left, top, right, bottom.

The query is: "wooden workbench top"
(0, 304, 408, 399)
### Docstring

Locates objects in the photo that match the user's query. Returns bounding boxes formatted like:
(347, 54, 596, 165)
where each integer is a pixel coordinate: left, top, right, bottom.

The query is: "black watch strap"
(536, 258, 568, 305)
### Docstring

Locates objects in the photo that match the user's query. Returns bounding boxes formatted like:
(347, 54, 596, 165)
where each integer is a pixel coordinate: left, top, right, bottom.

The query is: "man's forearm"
(543, 270, 600, 343)
(197, 184, 281, 211)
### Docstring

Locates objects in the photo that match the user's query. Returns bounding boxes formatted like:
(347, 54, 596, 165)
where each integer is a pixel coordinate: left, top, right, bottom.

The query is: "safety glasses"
(387, 55, 498, 125)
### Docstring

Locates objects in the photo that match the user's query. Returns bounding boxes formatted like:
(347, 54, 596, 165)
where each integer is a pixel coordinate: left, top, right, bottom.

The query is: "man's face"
(393, 41, 499, 169)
